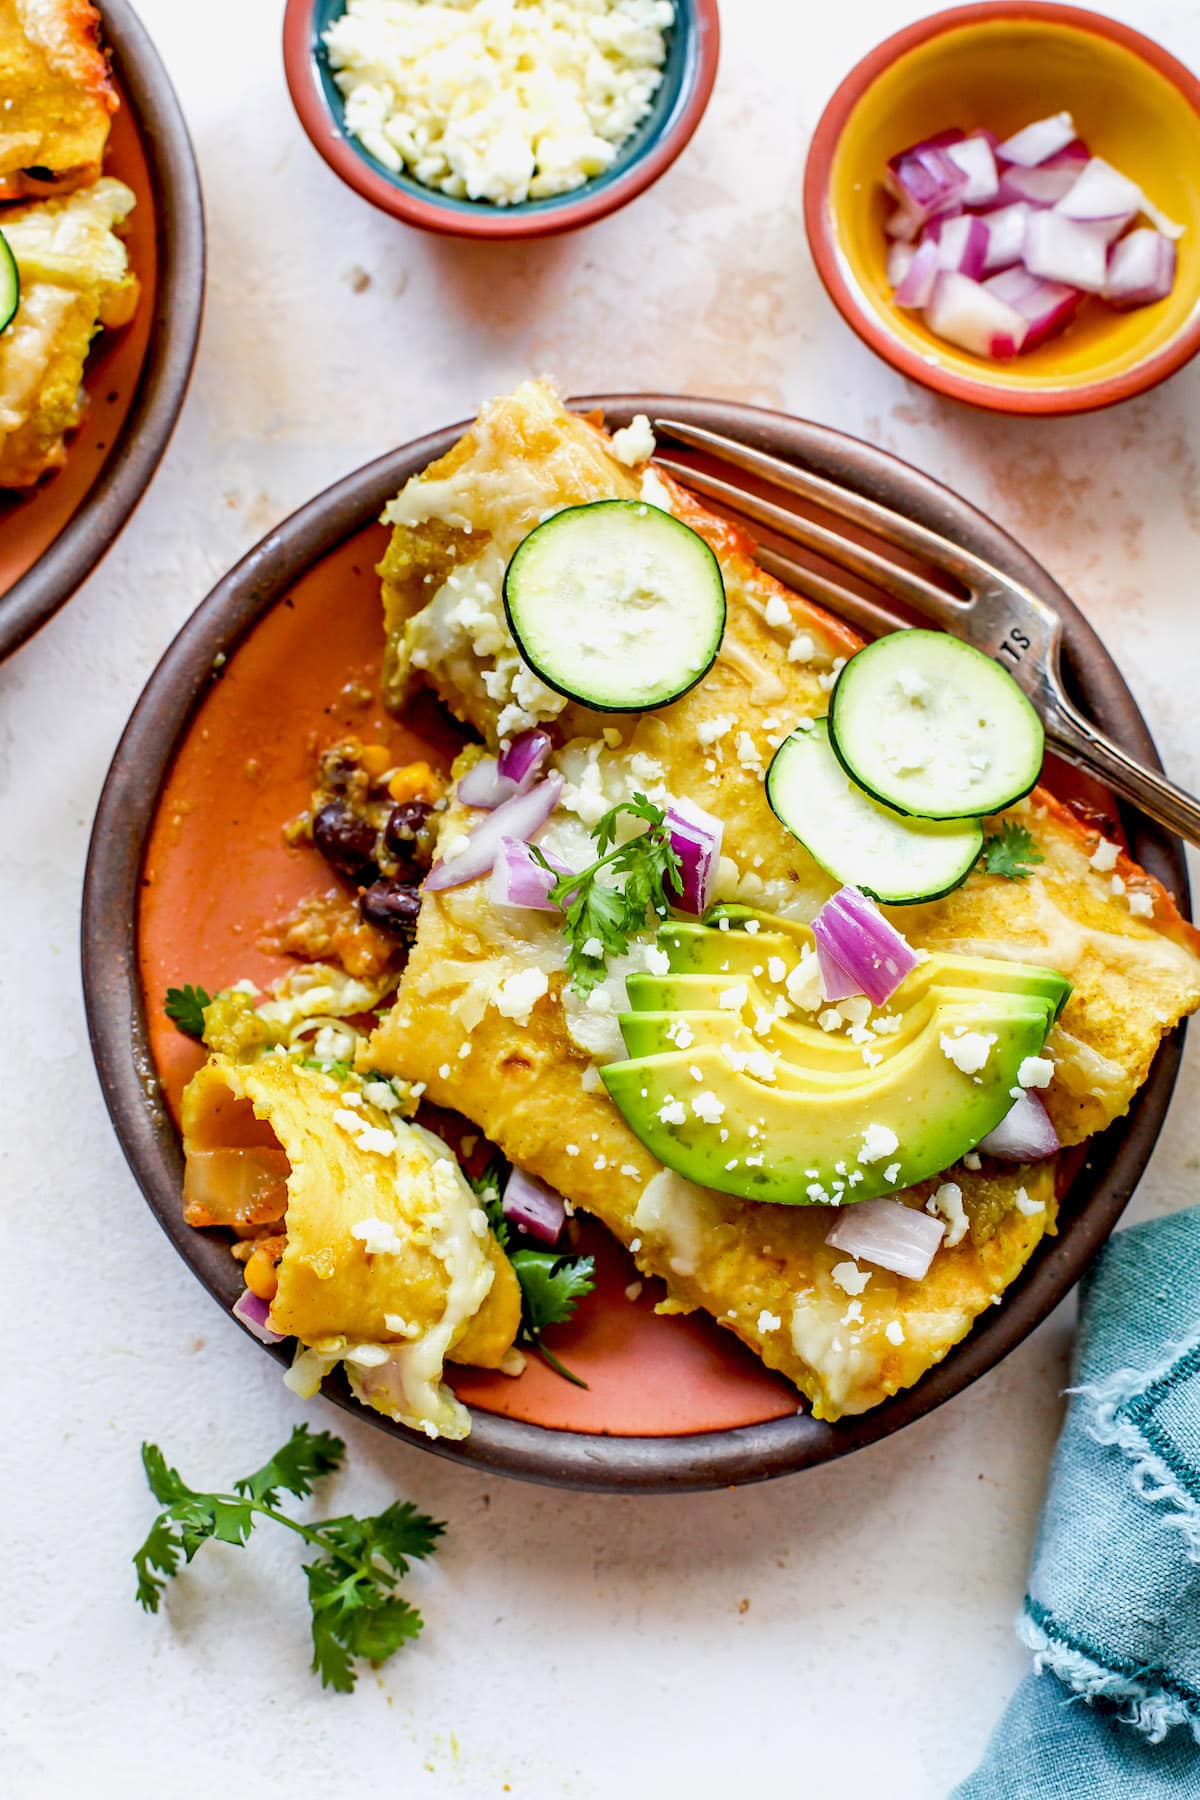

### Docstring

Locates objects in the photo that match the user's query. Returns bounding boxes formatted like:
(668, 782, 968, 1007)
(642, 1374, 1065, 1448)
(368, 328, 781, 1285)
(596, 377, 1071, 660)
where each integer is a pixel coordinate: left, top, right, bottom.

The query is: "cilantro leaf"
(234, 1423, 344, 1508)
(468, 1156, 510, 1248)
(132, 1431, 443, 1691)
(511, 1249, 597, 1335)
(164, 983, 213, 1040)
(533, 794, 681, 995)
(980, 821, 1044, 881)
(509, 1248, 597, 1387)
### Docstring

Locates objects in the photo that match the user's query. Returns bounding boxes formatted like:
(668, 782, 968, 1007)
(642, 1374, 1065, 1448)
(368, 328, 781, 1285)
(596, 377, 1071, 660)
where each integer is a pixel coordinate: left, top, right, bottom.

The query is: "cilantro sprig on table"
(980, 821, 1044, 881)
(164, 984, 213, 1040)
(531, 793, 682, 996)
(472, 1161, 596, 1388)
(133, 1424, 444, 1693)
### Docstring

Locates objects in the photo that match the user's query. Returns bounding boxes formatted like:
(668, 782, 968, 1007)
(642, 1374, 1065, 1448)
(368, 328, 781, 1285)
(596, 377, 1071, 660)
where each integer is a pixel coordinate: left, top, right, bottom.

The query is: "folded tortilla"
(366, 382, 1200, 1420)
(0, 175, 138, 486)
(182, 985, 521, 1441)
(0, 0, 115, 199)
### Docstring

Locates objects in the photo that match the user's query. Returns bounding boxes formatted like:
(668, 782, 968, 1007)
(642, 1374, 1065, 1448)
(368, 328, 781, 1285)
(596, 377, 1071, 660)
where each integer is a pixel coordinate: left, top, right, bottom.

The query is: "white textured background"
(3, 2, 1199, 1795)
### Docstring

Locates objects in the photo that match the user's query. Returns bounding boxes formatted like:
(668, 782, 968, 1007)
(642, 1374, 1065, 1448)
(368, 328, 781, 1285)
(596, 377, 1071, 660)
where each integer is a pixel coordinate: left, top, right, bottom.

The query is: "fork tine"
(656, 416, 994, 600)
(655, 456, 965, 628)
(752, 544, 907, 642)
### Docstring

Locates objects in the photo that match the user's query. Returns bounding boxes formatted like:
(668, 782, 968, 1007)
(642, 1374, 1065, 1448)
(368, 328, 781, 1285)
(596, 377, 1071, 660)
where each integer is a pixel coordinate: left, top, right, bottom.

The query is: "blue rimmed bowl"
(282, 0, 720, 238)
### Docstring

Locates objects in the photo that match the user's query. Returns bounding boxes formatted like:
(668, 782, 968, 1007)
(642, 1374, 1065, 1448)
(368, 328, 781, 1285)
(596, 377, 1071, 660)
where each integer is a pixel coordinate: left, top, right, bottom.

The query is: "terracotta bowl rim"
(0, 0, 206, 661)
(802, 0, 1200, 417)
(281, 0, 720, 239)
(82, 393, 1190, 1492)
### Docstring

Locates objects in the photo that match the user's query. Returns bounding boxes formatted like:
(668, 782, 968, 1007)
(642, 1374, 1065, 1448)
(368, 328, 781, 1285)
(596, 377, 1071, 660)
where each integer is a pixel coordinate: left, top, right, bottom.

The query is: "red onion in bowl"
(233, 1288, 285, 1345)
(997, 112, 1077, 168)
(1055, 157, 1146, 239)
(981, 202, 1032, 273)
(982, 268, 1081, 349)
(1106, 228, 1177, 309)
(977, 1089, 1059, 1161)
(894, 238, 940, 308)
(925, 271, 1028, 357)
(928, 212, 990, 280)
(1023, 212, 1109, 293)
(811, 886, 918, 1006)
(993, 144, 1089, 210)
(826, 1199, 945, 1280)
(943, 133, 998, 206)
(426, 775, 563, 891)
(665, 798, 724, 915)
(502, 1168, 566, 1245)
(886, 141, 968, 230)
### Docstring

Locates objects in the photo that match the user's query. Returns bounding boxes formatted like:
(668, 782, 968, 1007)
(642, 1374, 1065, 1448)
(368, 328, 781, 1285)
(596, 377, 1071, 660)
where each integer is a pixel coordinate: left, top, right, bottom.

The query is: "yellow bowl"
(803, 3, 1200, 414)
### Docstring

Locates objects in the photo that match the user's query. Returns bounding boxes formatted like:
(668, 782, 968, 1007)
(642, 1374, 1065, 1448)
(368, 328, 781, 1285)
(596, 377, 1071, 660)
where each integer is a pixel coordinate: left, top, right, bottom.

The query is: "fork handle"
(1047, 701, 1200, 853)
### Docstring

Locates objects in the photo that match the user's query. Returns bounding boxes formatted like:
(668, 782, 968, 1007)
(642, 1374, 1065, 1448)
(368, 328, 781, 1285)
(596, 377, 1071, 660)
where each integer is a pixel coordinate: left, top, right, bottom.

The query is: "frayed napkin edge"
(1018, 1607, 1200, 1746)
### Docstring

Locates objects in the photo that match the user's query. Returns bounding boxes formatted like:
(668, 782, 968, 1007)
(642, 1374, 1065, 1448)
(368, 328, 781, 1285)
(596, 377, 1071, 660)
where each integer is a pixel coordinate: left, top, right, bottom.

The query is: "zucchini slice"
(767, 718, 983, 904)
(828, 630, 1044, 819)
(0, 230, 18, 335)
(502, 500, 726, 713)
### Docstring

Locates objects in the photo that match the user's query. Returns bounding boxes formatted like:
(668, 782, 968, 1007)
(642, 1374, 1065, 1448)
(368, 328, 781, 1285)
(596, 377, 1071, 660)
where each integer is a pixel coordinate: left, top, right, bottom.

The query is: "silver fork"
(654, 418, 1200, 852)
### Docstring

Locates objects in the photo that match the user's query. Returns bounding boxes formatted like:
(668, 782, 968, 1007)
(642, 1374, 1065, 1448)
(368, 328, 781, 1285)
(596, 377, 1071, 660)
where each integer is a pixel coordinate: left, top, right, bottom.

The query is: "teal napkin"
(953, 1205, 1200, 1798)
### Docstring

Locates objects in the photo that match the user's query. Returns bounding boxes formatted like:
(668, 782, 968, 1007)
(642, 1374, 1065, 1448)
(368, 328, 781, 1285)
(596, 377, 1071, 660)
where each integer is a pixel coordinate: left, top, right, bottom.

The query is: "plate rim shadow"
(81, 393, 1190, 1494)
(0, 0, 206, 662)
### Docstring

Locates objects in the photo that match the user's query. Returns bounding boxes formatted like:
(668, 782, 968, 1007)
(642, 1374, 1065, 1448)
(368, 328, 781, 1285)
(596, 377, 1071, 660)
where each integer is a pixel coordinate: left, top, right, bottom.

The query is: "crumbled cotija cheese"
(324, 0, 676, 207)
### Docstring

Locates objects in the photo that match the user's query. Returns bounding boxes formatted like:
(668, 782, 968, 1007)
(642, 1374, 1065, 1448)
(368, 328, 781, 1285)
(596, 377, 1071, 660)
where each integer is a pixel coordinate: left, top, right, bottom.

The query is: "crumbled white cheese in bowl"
(322, 0, 678, 208)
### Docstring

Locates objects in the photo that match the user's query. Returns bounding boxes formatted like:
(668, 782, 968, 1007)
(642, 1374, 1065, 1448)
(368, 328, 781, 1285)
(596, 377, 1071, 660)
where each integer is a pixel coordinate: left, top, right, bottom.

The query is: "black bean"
(312, 801, 378, 882)
(359, 879, 423, 938)
(384, 800, 433, 860)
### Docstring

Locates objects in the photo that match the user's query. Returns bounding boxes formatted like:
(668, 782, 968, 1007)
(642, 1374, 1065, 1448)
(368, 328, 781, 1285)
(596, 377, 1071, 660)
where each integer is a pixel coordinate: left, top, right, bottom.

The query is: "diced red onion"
(1054, 156, 1143, 244)
(811, 885, 918, 1007)
(815, 945, 862, 1003)
(893, 237, 940, 308)
(886, 142, 968, 229)
(982, 268, 1081, 349)
(498, 729, 551, 789)
(943, 133, 999, 206)
(1022, 211, 1109, 293)
(233, 1288, 284, 1345)
(665, 798, 724, 916)
(997, 112, 1077, 168)
(993, 143, 1089, 209)
(502, 1168, 566, 1245)
(981, 202, 1031, 273)
(826, 1199, 945, 1280)
(928, 212, 990, 280)
(925, 271, 1028, 357)
(885, 204, 922, 243)
(426, 774, 563, 891)
(489, 836, 570, 911)
(457, 755, 515, 810)
(887, 241, 916, 287)
(976, 1089, 1059, 1161)
(1105, 227, 1177, 309)
(458, 731, 552, 810)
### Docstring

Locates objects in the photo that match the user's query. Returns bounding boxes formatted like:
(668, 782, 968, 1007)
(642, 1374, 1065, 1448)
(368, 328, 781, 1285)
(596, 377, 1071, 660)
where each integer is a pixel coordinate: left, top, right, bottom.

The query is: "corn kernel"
(388, 761, 443, 804)
(244, 1247, 279, 1302)
(359, 744, 393, 779)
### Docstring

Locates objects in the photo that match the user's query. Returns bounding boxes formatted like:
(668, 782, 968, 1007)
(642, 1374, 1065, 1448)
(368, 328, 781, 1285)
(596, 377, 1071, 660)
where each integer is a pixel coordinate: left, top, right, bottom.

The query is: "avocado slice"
(601, 906, 1069, 1207)
(601, 993, 1058, 1206)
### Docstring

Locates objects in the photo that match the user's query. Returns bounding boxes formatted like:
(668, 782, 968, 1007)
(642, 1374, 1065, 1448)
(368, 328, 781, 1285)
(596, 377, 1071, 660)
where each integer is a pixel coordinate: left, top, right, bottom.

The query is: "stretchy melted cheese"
(367, 382, 1200, 1420)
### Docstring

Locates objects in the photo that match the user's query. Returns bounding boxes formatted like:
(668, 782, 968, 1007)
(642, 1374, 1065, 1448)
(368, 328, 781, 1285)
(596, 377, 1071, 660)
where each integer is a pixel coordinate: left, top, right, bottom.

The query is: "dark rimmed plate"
(0, 0, 205, 661)
(82, 395, 1190, 1493)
